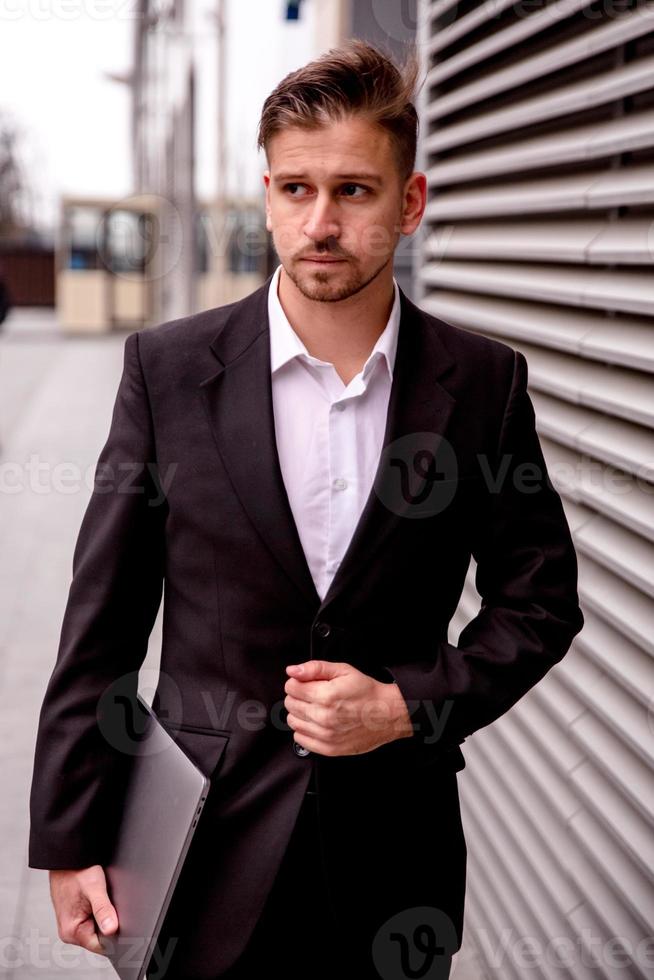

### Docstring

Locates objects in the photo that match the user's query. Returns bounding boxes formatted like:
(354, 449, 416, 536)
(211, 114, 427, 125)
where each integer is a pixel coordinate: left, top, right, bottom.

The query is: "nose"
(303, 190, 340, 244)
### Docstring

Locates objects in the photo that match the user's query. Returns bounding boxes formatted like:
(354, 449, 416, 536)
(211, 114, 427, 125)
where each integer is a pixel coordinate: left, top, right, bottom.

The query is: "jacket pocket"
(159, 720, 231, 778)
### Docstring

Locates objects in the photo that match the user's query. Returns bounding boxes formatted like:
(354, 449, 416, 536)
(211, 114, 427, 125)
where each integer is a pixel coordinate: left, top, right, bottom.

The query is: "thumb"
(286, 659, 344, 681)
(88, 891, 119, 935)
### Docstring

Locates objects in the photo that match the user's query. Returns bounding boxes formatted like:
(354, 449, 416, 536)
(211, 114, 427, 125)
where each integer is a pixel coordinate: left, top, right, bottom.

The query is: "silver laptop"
(101, 693, 210, 980)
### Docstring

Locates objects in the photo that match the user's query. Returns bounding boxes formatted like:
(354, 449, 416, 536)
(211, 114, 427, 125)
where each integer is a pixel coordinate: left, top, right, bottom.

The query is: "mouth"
(301, 257, 346, 264)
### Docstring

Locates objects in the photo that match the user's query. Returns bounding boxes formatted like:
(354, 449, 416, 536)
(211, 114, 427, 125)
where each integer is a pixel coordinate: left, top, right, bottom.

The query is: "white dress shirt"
(268, 263, 401, 601)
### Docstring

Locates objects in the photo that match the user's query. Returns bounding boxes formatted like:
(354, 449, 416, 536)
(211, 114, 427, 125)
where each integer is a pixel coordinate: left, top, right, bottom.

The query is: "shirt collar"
(268, 263, 401, 382)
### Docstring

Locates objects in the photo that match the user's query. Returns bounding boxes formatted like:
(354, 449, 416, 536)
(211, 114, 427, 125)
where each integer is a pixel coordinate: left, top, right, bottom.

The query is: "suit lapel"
(199, 274, 321, 609)
(199, 272, 457, 616)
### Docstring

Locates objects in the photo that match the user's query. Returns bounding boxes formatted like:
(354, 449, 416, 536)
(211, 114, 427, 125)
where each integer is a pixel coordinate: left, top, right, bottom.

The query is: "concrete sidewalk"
(0, 308, 486, 979)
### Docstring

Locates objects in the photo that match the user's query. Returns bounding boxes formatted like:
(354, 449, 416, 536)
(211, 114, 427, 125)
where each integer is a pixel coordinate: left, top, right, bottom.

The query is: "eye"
(283, 183, 308, 197)
(341, 184, 367, 197)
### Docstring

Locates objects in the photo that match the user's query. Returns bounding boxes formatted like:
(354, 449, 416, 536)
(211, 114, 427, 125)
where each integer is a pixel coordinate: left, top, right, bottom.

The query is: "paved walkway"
(0, 308, 486, 979)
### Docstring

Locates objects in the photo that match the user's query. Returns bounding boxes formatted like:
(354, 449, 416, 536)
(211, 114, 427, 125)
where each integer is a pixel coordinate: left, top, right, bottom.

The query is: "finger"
(287, 710, 333, 741)
(73, 916, 109, 956)
(284, 677, 328, 705)
(286, 660, 344, 681)
(285, 693, 321, 722)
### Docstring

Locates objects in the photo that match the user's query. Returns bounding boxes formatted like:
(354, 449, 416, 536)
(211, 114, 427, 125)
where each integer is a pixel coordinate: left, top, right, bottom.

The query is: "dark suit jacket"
(28, 273, 584, 978)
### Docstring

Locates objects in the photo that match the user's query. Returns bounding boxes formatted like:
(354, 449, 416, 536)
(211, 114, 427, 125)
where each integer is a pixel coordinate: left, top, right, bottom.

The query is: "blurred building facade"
(416, 1, 654, 976)
(124, 0, 420, 328)
(130, 0, 265, 327)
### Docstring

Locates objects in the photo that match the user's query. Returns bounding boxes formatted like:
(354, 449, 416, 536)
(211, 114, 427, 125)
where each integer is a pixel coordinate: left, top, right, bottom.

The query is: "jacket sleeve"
(383, 348, 584, 751)
(28, 331, 167, 870)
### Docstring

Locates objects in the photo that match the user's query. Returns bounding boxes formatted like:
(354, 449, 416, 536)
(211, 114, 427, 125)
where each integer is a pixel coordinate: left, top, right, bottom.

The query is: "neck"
(276, 262, 396, 373)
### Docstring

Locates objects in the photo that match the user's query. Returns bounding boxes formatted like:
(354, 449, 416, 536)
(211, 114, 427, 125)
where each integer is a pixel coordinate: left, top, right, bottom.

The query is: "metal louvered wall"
(415, 1, 654, 976)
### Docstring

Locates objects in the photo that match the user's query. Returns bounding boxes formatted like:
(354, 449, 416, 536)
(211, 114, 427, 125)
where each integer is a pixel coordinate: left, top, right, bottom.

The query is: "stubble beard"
(282, 254, 393, 304)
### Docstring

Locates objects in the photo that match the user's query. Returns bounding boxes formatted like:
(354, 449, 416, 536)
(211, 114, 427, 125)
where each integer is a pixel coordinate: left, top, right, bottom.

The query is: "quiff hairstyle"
(257, 39, 421, 185)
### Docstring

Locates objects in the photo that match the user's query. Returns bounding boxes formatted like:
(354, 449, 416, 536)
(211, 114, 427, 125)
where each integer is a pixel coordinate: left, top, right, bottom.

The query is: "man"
(28, 39, 584, 980)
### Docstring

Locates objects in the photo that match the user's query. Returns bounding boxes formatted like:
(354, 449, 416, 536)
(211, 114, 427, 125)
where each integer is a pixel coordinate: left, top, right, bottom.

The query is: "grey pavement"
(0, 307, 486, 979)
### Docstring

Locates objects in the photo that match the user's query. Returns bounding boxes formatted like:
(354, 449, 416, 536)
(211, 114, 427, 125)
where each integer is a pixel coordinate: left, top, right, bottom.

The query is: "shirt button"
(333, 478, 348, 491)
(334, 402, 346, 411)
(294, 741, 311, 757)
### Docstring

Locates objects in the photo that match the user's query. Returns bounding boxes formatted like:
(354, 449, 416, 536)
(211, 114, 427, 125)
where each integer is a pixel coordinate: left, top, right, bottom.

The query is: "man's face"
(262, 115, 424, 303)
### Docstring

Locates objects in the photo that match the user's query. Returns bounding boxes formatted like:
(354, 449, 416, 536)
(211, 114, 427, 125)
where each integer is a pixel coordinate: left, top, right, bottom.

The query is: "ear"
(400, 172, 427, 236)
(263, 170, 272, 233)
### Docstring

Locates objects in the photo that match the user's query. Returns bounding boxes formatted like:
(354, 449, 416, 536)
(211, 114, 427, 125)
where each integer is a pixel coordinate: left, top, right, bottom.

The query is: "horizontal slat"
(465, 887, 522, 980)
(477, 708, 653, 973)
(566, 706, 654, 826)
(566, 899, 643, 980)
(426, 0, 517, 60)
(424, 217, 654, 265)
(425, 0, 459, 28)
(540, 439, 654, 543)
(427, 6, 654, 118)
(425, 56, 654, 154)
(573, 609, 654, 708)
(529, 391, 654, 485)
(425, 165, 654, 219)
(426, 0, 592, 87)
(575, 514, 654, 598)
(567, 806, 654, 939)
(462, 856, 524, 980)
(462, 765, 605, 979)
(571, 760, 654, 881)
(464, 751, 582, 915)
(423, 0, 654, 974)
(472, 726, 654, 973)
(461, 787, 584, 980)
(475, 717, 579, 832)
(426, 110, 654, 186)
(557, 648, 654, 766)
(577, 552, 654, 657)
(509, 340, 654, 428)
(459, 572, 654, 729)
(421, 260, 654, 317)
(511, 687, 586, 772)
(531, 669, 588, 728)
(422, 291, 654, 372)
(457, 525, 654, 660)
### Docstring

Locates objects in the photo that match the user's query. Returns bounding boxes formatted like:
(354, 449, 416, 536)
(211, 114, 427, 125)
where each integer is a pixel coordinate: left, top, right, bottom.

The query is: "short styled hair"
(257, 39, 421, 184)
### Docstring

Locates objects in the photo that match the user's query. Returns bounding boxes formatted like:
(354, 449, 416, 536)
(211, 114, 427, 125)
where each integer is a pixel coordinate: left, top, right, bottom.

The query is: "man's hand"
(49, 865, 118, 956)
(284, 660, 414, 756)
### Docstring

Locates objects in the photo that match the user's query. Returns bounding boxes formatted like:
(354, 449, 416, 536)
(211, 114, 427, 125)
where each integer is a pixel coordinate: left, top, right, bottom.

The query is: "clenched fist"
(49, 864, 118, 956)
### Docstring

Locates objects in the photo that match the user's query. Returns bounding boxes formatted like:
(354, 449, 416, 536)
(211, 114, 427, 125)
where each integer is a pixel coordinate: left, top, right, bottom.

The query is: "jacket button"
(314, 622, 331, 638)
(293, 741, 311, 757)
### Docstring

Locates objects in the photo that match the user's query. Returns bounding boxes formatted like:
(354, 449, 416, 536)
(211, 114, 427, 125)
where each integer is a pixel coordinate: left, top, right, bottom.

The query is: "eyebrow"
(273, 173, 383, 185)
